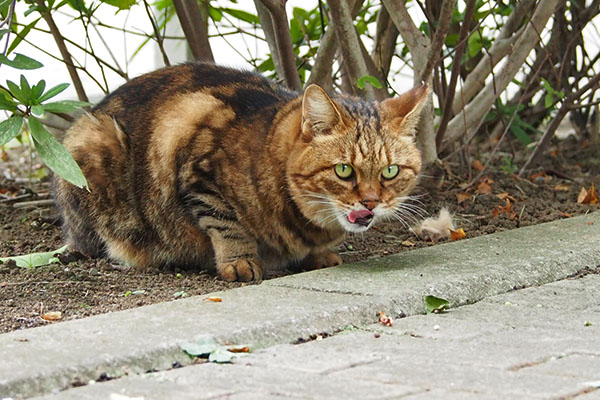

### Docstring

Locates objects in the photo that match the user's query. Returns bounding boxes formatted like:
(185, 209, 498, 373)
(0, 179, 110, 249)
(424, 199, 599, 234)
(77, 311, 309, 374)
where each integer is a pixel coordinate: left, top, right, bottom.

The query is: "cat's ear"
(302, 84, 343, 139)
(380, 85, 429, 137)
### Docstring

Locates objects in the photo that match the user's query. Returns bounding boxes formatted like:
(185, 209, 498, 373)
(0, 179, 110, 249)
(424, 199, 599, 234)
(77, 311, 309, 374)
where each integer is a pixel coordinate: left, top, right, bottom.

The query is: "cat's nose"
(360, 187, 380, 210)
(360, 199, 379, 210)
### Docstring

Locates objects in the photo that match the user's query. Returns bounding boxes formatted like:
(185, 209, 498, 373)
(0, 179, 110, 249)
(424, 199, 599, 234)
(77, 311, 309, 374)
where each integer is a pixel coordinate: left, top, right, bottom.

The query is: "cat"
(53, 62, 427, 282)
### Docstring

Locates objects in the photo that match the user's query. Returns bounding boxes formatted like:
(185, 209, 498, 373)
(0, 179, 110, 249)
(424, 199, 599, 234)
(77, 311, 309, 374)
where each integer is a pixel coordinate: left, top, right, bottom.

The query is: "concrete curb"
(1, 211, 599, 399)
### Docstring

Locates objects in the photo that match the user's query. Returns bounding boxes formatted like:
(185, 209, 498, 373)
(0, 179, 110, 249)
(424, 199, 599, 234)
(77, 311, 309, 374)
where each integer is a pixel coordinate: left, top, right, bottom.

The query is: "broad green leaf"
(545, 93, 554, 109)
(181, 335, 218, 357)
(509, 123, 533, 145)
(357, 75, 383, 90)
(0, 245, 67, 268)
(0, 115, 24, 145)
(20, 75, 32, 104)
(42, 100, 91, 113)
(6, 80, 25, 103)
(0, 53, 43, 70)
(0, 0, 11, 12)
(38, 82, 70, 102)
(31, 105, 45, 116)
(0, 88, 17, 111)
(31, 80, 46, 102)
(7, 18, 41, 55)
(28, 117, 88, 189)
(100, 0, 135, 10)
(221, 8, 259, 24)
(207, 6, 222, 22)
(424, 295, 450, 313)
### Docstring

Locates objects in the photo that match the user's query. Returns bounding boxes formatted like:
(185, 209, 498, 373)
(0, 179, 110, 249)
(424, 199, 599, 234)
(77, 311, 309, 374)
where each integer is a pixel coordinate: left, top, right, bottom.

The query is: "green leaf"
(181, 335, 218, 357)
(6, 80, 25, 103)
(42, 100, 91, 113)
(424, 295, 450, 313)
(0, 115, 24, 145)
(38, 82, 70, 102)
(0, 245, 67, 268)
(28, 117, 88, 189)
(31, 105, 45, 116)
(509, 123, 533, 145)
(7, 19, 41, 55)
(100, 0, 135, 10)
(0, 0, 12, 12)
(0, 88, 17, 111)
(208, 348, 238, 363)
(207, 6, 222, 22)
(545, 93, 554, 109)
(0, 53, 43, 70)
(357, 75, 383, 90)
(31, 79, 46, 102)
(221, 8, 259, 24)
(19, 75, 32, 104)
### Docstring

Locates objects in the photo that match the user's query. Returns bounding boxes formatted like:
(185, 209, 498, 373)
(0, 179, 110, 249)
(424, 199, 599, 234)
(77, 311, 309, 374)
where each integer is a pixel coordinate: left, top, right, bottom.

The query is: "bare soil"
(1, 136, 599, 333)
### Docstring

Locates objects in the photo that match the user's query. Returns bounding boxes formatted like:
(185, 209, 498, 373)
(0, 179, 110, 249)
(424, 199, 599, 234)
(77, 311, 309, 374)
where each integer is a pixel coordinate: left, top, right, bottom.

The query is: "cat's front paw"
(304, 250, 343, 270)
(218, 258, 264, 282)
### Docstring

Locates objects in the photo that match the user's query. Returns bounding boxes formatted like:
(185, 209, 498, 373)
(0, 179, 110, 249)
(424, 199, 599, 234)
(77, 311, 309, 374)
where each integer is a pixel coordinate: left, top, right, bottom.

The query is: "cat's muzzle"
(348, 209, 374, 227)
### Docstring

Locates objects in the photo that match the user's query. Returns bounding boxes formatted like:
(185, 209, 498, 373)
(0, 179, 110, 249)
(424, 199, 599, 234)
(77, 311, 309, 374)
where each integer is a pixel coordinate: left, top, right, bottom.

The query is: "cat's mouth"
(347, 209, 374, 228)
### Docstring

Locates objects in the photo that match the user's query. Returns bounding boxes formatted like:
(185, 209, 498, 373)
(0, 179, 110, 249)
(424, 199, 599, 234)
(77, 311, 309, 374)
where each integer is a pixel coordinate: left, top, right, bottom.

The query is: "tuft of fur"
(413, 207, 455, 242)
(53, 63, 427, 281)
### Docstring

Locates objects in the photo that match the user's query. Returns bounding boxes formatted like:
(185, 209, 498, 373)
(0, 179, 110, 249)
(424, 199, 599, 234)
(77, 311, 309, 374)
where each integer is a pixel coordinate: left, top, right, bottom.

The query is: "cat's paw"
(218, 258, 264, 282)
(304, 250, 343, 270)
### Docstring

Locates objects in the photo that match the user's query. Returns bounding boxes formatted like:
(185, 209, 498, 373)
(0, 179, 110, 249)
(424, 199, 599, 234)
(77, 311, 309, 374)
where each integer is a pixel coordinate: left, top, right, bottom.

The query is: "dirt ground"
(1, 135, 599, 333)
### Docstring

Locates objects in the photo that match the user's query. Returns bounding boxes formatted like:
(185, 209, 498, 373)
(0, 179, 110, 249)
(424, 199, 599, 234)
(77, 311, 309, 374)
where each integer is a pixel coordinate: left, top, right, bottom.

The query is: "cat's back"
(94, 63, 297, 133)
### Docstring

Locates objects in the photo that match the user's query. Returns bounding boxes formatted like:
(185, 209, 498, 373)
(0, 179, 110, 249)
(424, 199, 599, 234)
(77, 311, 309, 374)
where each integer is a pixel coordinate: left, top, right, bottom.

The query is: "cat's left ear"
(380, 85, 429, 137)
(302, 84, 343, 140)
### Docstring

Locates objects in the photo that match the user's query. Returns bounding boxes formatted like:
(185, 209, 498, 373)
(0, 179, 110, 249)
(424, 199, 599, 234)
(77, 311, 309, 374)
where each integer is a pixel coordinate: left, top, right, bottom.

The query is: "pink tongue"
(348, 209, 374, 223)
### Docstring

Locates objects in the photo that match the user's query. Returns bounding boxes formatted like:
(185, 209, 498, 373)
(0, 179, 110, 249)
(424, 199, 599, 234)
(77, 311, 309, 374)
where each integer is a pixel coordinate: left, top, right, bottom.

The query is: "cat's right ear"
(302, 84, 342, 140)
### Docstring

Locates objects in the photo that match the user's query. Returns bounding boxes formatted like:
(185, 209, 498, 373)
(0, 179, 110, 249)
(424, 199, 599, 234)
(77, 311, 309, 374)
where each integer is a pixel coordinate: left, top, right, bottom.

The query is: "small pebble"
(433, 324, 440, 331)
(374, 333, 381, 338)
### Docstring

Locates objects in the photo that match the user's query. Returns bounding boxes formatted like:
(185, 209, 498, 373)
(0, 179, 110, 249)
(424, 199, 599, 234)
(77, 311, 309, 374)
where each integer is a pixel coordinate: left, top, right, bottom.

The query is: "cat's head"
(288, 84, 428, 233)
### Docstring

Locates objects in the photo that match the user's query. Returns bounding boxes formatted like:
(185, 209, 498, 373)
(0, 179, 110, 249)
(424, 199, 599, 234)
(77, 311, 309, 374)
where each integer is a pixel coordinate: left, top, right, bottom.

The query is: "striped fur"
(53, 63, 427, 281)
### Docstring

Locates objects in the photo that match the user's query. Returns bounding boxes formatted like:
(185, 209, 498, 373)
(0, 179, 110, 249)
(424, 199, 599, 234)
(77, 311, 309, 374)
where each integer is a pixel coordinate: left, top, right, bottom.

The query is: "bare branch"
(372, 6, 398, 77)
(443, 0, 560, 150)
(519, 73, 600, 175)
(143, 0, 170, 66)
(258, 0, 302, 91)
(419, 0, 456, 82)
(33, 0, 88, 102)
(435, 0, 476, 148)
(451, 0, 535, 114)
(172, 0, 214, 62)
(306, 28, 336, 89)
(326, 0, 375, 99)
(254, 0, 284, 79)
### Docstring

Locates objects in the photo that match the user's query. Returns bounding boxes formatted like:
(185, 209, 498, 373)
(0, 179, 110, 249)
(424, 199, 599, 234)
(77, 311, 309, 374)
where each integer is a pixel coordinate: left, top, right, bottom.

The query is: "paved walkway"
(1, 211, 599, 399)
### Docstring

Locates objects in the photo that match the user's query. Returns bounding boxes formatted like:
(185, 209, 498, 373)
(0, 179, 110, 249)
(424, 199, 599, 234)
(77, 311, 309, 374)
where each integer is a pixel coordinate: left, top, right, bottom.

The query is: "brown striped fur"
(53, 63, 427, 281)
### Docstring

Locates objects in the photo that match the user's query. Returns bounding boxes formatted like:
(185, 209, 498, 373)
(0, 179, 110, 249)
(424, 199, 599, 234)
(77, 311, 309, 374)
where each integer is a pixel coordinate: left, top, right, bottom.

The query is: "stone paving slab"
(1, 211, 599, 399)
(31, 275, 600, 400)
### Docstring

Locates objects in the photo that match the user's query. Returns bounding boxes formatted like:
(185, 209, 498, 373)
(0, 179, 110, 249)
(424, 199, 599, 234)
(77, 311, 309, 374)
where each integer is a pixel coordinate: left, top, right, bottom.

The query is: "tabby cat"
(53, 63, 427, 282)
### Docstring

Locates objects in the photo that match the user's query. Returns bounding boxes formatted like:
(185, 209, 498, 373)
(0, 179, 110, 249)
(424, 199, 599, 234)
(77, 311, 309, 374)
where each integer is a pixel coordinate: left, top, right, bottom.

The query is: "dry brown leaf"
(449, 228, 466, 241)
(496, 192, 516, 201)
(378, 311, 393, 327)
(401, 240, 415, 247)
(205, 297, 222, 302)
(530, 171, 550, 183)
(554, 184, 570, 192)
(41, 311, 62, 321)
(476, 181, 492, 195)
(228, 346, 250, 353)
(559, 212, 573, 218)
(472, 160, 484, 171)
(578, 183, 598, 204)
(456, 192, 472, 204)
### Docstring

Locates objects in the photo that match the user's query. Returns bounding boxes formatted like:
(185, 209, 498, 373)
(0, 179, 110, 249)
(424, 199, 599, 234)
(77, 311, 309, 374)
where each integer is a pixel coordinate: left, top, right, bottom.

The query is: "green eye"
(382, 165, 400, 180)
(334, 163, 354, 179)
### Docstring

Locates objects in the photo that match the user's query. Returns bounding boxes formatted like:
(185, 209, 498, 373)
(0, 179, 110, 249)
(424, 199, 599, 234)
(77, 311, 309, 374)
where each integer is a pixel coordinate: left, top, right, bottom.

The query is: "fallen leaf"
(554, 184, 570, 192)
(401, 240, 415, 247)
(559, 212, 573, 218)
(496, 192, 516, 201)
(424, 295, 450, 313)
(41, 311, 62, 321)
(472, 159, 484, 171)
(493, 199, 517, 220)
(378, 311, 393, 327)
(578, 183, 599, 204)
(550, 149, 559, 157)
(205, 296, 222, 302)
(0, 245, 68, 269)
(456, 192, 472, 204)
(476, 181, 492, 195)
(228, 346, 250, 353)
(530, 171, 550, 183)
(449, 228, 466, 241)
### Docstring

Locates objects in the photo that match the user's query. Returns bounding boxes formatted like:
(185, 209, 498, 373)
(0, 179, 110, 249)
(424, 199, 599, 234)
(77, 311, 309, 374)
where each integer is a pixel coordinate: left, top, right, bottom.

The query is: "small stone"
(433, 324, 440, 331)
